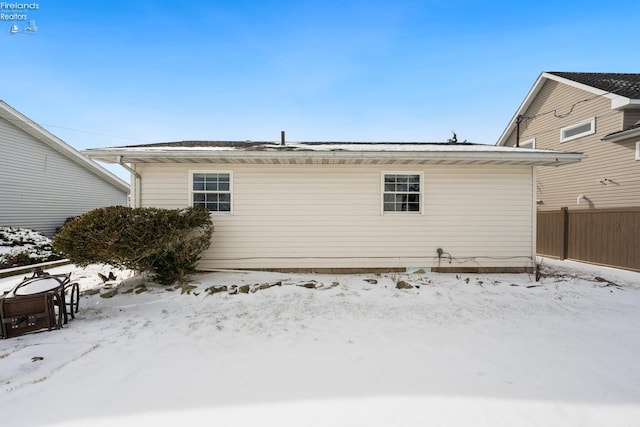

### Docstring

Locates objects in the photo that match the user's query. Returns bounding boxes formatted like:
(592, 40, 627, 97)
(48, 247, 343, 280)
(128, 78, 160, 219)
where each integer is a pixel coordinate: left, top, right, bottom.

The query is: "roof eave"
(611, 98, 640, 109)
(602, 126, 640, 143)
(83, 148, 585, 167)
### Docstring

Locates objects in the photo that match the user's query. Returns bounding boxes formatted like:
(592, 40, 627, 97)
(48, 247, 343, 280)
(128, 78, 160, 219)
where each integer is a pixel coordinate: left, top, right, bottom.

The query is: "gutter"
(601, 126, 640, 143)
(89, 148, 586, 167)
(117, 155, 141, 208)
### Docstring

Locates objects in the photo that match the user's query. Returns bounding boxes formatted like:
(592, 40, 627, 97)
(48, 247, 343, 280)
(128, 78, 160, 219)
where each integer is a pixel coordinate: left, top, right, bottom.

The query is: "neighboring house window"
(560, 117, 595, 142)
(519, 138, 536, 149)
(191, 172, 232, 213)
(636, 142, 640, 160)
(382, 173, 422, 213)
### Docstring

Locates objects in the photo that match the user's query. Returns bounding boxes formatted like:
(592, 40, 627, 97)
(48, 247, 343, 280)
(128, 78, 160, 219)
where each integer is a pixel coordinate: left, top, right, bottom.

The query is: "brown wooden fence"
(537, 207, 640, 271)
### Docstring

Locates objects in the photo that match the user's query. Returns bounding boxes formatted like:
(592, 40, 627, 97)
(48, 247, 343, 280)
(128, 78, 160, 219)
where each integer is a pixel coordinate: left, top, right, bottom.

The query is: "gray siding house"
(0, 101, 130, 236)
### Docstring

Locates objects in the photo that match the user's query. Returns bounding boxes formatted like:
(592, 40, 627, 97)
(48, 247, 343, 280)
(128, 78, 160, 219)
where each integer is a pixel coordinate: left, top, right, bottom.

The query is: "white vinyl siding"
(0, 117, 129, 236)
(560, 117, 595, 142)
(137, 163, 534, 271)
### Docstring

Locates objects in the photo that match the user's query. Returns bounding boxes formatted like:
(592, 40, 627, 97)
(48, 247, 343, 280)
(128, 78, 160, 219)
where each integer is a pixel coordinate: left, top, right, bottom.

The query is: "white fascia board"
(84, 147, 585, 166)
(611, 98, 640, 109)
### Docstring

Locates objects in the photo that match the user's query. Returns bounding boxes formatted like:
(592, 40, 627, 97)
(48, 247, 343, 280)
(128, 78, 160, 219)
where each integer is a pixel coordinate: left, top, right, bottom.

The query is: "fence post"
(561, 207, 569, 260)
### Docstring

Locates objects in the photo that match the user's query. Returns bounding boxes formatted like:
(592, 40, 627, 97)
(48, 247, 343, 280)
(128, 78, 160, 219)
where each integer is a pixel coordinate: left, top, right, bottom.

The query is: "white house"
(84, 140, 583, 273)
(0, 101, 130, 236)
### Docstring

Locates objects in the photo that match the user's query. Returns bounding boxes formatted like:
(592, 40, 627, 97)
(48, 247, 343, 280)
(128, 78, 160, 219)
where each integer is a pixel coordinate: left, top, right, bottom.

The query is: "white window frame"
(519, 138, 536, 149)
(636, 142, 640, 160)
(381, 171, 424, 215)
(560, 117, 596, 143)
(189, 170, 233, 215)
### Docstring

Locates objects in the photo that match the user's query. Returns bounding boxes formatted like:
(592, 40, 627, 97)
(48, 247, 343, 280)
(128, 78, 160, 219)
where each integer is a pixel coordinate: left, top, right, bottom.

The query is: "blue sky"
(2, 0, 639, 178)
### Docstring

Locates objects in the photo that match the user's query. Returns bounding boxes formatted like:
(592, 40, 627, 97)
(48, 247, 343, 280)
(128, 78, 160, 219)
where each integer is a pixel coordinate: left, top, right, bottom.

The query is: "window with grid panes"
(383, 173, 421, 212)
(191, 172, 231, 212)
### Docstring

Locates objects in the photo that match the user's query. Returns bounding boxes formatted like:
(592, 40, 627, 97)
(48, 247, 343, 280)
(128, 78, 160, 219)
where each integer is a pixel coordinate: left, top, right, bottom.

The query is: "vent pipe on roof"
(516, 115, 523, 147)
(281, 130, 285, 146)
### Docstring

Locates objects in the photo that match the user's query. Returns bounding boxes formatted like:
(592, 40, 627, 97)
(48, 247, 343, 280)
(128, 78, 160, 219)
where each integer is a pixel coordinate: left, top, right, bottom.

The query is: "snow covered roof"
(83, 141, 584, 167)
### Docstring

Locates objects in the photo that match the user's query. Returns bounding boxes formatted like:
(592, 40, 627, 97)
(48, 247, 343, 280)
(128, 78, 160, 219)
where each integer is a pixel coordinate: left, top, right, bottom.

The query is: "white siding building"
(85, 141, 583, 273)
(0, 101, 130, 236)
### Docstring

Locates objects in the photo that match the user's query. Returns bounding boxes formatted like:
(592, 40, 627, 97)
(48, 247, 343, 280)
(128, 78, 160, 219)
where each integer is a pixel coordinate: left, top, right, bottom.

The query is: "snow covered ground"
(1, 258, 639, 426)
(0, 227, 60, 268)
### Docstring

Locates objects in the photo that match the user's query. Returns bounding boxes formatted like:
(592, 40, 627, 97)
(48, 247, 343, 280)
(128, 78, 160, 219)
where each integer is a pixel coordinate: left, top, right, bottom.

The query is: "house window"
(636, 142, 640, 160)
(560, 118, 595, 142)
(382, 173, 422, 213)
(519, 138, 536, 149)
(191, 172, 232, 213)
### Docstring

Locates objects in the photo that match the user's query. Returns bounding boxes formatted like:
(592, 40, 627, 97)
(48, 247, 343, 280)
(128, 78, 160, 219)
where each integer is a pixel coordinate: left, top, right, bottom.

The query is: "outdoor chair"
(21, 269, 80, 323)
(0, 269, 80, 339)
(0, 290, 62, 339)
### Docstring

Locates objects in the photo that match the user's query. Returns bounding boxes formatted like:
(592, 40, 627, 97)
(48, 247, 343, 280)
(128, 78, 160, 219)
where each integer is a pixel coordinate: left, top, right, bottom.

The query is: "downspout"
(531, 165, 537, 274)
(117, 155, 141, 208)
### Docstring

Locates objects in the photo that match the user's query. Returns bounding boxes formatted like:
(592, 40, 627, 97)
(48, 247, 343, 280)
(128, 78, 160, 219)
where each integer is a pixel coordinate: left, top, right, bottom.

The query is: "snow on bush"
(0, 227, 63, 269)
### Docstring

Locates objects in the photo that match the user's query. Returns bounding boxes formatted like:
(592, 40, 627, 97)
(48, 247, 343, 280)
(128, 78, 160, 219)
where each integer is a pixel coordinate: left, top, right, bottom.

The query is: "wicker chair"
(0, 290, 62, 338)
(0, 269, 80, 339)
(23, 270, 80, 323)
